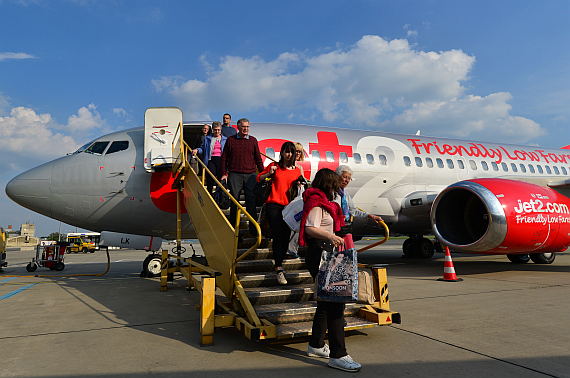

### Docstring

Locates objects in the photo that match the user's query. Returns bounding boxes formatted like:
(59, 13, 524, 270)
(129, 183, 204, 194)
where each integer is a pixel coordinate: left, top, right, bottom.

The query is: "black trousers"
(265, 202, 291, 269)
(306, 243, 348, 359)
(228, 172, 258, 234)
(206, 156, 221, 194)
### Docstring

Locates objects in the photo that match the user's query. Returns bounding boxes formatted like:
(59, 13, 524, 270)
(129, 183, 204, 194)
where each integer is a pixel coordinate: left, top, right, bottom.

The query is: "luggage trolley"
(26, 242, 70, 272)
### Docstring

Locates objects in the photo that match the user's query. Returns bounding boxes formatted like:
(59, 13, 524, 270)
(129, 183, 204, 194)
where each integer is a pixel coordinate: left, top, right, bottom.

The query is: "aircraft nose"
(5, 161, 53, 217)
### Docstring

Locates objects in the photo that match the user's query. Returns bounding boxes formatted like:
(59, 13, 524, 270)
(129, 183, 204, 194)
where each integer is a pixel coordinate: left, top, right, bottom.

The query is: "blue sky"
(1, 0, 569, 236)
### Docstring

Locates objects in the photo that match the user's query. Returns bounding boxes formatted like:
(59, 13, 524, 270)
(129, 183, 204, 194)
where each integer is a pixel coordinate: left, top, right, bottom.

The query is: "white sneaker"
(276, 270, 287, 285)
(328, 355, 361, 372)
(307, 343, 330, 358)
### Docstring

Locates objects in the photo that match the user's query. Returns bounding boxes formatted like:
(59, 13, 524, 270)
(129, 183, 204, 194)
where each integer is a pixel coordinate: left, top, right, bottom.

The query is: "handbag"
(213, 179, 231, 210)
(282, 195, 304, 231)
(357, 268, 376, 305)
(316, 243, 358, 302)
(253, 165, 274, 202)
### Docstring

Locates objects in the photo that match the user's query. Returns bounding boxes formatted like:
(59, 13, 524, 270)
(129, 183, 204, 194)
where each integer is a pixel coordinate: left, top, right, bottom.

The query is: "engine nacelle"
(431, 179, 570, 254)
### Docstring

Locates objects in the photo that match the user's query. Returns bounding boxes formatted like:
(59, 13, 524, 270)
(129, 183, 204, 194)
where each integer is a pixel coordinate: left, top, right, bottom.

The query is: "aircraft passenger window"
(501, 163, 508, 172)
(492, 162, 499, 171)
(106, 141, 129, 155)
(403, 156, 412, 166)
(469, 160, 477, 170)
(426, 158, 434, 168)
(545, 166, 552, 174)
(378, 154, 387, 165)
(366, 154, 374, 164)
(311, 150, 320, 162)
(436, 158, 444, 168)
(457, 160, 465, 169)
(511, 163, 518, 172)
(446, 159, 454, 169)
(340, 152, 348, 163)
(481, 161, 489, 171)
(353, 153, 362, 164)
(537, 165, 543, 174)
(554, 166, 560, 175)
(265, 147, 275, 159)
(519, 164, 526, 173)
(415, 157, 422, 167)
(562, 167, 568, 175)
(528, 164, 535, 173)
(85, 141, 110, 155)
(326, 151, 335, 162)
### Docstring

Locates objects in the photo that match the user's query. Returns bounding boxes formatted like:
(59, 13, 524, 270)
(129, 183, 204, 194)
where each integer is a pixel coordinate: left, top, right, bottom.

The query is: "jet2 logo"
(513, 197, 570, 225)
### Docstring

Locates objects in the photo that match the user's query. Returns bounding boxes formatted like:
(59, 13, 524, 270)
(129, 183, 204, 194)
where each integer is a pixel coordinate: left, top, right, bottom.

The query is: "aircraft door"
(144, 107, 183, 172)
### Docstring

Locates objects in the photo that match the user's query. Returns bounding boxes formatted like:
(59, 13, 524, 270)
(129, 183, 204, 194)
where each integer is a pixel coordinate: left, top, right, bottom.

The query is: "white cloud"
(383, 93, 546, 143)
(0, 92, 9, 115)
(0, 52, 36, 61)
(67, 103, 106, 132)
(153, 34, 544, 143)
(0, 107, 78, 158)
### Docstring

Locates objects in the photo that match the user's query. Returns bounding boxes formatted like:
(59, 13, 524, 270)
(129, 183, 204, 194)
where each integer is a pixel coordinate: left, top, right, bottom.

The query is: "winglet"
(562, 145, 570, 150)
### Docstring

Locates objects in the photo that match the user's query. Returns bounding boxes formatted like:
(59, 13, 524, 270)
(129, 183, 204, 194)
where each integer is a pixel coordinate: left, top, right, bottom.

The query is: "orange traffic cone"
(438, 247, 463, 282)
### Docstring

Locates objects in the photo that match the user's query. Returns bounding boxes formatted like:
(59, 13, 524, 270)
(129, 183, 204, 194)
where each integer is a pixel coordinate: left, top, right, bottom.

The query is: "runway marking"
(392, 326, 560, 378)
(0, 277, 16, 283)
(0, 283, 38, 301)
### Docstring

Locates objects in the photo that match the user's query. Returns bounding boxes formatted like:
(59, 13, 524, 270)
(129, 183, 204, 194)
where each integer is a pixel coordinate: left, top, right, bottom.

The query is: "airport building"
(4, 222, 39, 247)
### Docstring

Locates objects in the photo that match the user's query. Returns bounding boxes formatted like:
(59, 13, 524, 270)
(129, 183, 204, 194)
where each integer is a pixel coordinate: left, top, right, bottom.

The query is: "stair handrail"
(356, 220, 389, 253)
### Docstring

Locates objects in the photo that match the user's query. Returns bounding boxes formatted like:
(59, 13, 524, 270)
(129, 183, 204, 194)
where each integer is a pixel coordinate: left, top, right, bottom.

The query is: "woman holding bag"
(257, 142, 301, 285)
(299, 168, 361, 372)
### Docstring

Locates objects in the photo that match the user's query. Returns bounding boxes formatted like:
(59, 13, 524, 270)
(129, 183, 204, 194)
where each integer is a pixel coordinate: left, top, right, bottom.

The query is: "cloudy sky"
(1, 0, 569, 236)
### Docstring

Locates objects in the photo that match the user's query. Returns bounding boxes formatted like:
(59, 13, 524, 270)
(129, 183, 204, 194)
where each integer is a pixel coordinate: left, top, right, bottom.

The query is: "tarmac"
(1, 240, 568, 378)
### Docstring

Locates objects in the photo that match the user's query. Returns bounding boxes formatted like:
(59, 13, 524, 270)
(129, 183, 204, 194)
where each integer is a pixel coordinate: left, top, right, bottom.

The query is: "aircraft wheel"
(417, 238, 435, 259)
(529, 253, 555, 264)
(507, 254, 530, 264)
(55, 262, 65, 271)
(402, 238, 416, 257)
(26, 263, 37, 272)
(143, 254, 162, 277)
(90, 249, 95, 253)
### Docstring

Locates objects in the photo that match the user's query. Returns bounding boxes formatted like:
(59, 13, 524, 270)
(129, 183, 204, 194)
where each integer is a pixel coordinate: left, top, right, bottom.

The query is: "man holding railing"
(221, 118, 264, 235)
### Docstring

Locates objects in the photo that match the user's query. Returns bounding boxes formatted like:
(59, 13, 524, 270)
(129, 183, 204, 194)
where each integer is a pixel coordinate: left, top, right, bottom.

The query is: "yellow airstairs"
(160, 122, 400, 345)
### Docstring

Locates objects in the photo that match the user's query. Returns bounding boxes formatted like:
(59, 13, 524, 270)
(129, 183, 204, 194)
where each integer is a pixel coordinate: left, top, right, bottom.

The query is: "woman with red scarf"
(257, 142, 301, 285)
(300, 168, 361, 372)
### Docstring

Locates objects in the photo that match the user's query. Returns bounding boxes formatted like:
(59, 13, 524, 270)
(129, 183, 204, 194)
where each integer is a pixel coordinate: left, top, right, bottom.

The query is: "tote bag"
(316, 244, 358, 302)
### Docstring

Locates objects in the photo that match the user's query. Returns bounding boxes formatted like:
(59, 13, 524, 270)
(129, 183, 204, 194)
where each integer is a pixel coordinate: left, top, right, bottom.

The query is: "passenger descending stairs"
(234, 217, 388, 338)
(171, 127, 399, 342)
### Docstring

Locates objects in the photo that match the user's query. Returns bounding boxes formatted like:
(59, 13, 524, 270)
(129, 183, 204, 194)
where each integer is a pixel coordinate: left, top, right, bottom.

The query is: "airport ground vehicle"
(26, 242, 69, 272)
(67, 234, 96, 253)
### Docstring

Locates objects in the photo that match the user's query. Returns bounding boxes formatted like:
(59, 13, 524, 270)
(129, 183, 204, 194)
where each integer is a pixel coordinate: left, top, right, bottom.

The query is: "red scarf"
(299, 187, 345, 246)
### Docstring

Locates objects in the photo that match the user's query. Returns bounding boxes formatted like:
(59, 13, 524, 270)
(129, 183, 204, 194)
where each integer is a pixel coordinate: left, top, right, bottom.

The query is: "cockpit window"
(85, 141, 110, 155)
(73, 139, 98, 154)
(106, 141, 129, 155)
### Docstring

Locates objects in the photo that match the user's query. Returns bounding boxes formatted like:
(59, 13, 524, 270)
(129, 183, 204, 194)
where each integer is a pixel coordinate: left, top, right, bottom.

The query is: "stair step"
(236, 248, 273, 260)
(236, 258, 305, 273)
(255, 301, 362, 324)
(275, 316, 379, 338)
(244, 283, 314, 305)
(237, 270, 313, 288)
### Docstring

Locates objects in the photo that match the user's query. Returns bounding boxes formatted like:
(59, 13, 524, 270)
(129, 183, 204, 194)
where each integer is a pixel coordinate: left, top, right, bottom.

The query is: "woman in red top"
(257, 141, 300, 285)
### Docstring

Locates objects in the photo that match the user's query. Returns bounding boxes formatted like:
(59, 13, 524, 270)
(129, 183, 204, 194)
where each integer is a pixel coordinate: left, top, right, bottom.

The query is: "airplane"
(6, 107, 570, 270)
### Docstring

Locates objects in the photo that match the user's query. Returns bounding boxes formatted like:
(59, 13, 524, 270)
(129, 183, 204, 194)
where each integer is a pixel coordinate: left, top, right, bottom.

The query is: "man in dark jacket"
(221, 118, 263, 234)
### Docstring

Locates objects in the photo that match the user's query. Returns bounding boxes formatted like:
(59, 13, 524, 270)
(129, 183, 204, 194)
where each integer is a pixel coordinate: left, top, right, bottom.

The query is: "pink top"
(212, 140, 222, 157)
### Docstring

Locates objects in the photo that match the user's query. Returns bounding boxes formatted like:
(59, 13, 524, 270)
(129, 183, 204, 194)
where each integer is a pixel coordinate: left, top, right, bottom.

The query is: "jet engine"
(431, 178, 570, 255)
